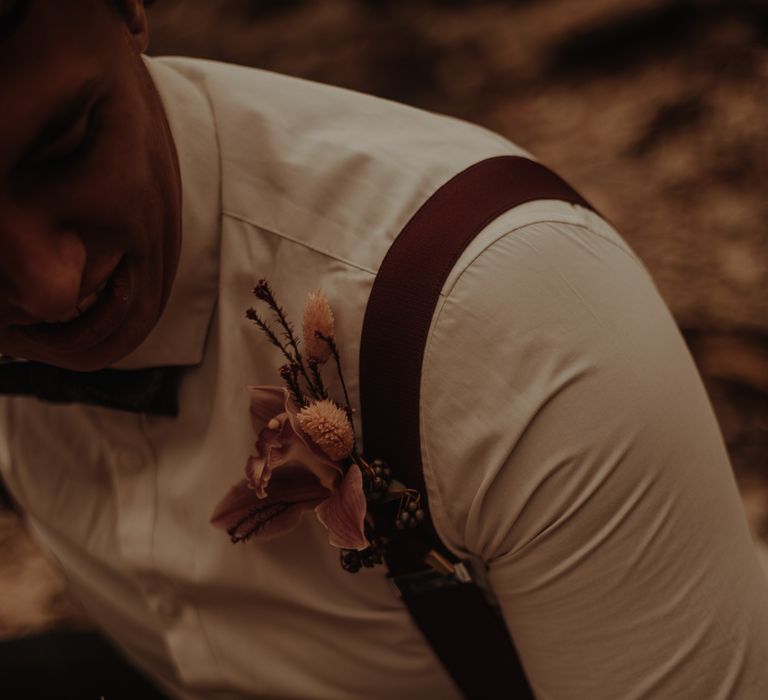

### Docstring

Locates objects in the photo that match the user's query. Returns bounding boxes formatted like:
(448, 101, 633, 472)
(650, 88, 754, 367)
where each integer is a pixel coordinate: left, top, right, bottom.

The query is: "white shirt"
(1, 56, 767, 699)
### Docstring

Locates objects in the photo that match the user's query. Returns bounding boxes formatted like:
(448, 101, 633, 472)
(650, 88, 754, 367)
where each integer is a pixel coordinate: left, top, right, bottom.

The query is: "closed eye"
(17, 77, 107, 173)
(36, 107, 95, 166)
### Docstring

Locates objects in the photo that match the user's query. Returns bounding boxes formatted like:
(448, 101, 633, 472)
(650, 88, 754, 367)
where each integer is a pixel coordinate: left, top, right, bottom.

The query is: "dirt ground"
(1, 0, 766, 638)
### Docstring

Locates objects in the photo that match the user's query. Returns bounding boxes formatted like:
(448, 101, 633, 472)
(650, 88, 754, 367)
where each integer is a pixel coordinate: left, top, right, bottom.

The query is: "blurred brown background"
(1, 0, 766, 638)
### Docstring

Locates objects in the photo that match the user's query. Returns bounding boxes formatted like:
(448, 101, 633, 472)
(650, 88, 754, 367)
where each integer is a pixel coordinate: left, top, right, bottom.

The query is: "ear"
(113, 0, 149, 53)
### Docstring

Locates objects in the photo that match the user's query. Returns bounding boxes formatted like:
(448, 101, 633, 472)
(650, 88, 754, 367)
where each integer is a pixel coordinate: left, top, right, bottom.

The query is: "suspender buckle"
(388, 549, 474, 598)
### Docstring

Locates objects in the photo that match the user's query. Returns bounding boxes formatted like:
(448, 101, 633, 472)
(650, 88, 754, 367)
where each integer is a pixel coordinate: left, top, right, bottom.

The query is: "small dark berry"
(399, 511, 411, 523)
(414, 509, 425, 522)
(406, 501, 418, 513)
(359, 546, 384, 568)
(341, 549, 362, 573)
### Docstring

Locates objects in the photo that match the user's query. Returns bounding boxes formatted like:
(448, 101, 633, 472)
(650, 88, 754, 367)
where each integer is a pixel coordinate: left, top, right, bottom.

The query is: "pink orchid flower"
(211, 386, 368, 550)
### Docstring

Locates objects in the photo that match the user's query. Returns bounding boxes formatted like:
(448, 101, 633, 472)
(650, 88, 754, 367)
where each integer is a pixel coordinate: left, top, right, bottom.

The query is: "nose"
(0, 201, 86, 323)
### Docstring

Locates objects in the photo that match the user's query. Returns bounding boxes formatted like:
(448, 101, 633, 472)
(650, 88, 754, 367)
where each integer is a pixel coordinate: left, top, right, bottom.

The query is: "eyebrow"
(20, 77, 105, 164)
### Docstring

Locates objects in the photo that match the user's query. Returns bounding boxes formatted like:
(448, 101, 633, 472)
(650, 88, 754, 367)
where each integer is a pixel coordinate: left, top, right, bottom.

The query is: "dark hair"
(1, 0, 157, 38)
(0, 0, 28, 37)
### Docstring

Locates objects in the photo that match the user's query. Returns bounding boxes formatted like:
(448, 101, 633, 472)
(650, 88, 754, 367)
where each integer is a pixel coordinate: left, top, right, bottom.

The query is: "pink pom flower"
(211, 386, 368, 550)
(297, 399, 354, 461)
(302, 290, 335, 363)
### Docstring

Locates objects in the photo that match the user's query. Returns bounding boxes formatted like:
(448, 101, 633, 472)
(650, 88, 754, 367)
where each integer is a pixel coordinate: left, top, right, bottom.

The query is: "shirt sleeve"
(419, 210, 768, 699)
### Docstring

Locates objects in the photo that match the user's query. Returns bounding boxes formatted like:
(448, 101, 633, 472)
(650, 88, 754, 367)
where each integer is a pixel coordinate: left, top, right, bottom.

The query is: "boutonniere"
(211, 279, 424, 573)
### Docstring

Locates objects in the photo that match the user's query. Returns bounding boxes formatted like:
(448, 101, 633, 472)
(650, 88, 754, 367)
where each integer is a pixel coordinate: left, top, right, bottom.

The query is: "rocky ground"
(1, 0, 765, 638)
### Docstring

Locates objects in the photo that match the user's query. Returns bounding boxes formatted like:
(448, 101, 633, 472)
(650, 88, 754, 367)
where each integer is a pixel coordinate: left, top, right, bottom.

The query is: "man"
(1, 1, 767, 698)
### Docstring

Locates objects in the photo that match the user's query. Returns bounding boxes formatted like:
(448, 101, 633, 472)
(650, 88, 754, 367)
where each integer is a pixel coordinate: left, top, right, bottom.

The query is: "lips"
(15, 256, 134, 354)
(76, 280, 109, 315)
(40, 278, 109, 324)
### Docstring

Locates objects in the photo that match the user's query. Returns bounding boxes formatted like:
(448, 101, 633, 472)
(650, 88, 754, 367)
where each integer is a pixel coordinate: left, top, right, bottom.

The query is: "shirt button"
(116, 448, 144, 473)
(156, 596, 183, 623)
(140, 575, 183, 623)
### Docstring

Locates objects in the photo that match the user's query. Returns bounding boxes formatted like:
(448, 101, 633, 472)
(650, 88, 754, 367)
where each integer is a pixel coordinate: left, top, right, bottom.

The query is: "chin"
(8, 265, 161, 372)
(59, 306, 161, 372)
(22, 329, 145, 372)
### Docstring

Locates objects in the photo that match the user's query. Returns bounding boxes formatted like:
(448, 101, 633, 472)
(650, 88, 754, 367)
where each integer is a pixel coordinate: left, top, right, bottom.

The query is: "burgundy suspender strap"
(359, 155, 595, 699)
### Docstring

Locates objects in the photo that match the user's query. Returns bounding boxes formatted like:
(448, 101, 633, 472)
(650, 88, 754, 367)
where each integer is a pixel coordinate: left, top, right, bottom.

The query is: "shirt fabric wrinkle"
(0, 55, 766, 699)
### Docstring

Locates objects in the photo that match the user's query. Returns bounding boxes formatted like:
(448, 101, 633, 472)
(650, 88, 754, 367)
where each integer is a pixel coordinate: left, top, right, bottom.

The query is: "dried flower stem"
(246, 308, 295, 366)
(317, 331, 358, 458)
(317, 333, 353, 420)
(307, 358, 328, 400)
(255, 281, 303, 361)
(399, 488, 421, 507)
(280, 364, 307, 407)
(253, 281, 322, 399)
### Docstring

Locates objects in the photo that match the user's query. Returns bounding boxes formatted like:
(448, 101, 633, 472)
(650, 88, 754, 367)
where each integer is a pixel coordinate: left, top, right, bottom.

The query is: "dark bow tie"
(0, 358, 183, 416)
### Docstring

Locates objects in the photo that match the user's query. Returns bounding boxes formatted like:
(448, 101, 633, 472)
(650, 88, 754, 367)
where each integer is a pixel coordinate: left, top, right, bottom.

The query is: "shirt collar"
(112, 56, 221, 369)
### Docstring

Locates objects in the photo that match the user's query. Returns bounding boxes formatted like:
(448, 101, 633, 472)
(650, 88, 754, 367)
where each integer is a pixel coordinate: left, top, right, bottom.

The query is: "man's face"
(0, 0, 181, 371)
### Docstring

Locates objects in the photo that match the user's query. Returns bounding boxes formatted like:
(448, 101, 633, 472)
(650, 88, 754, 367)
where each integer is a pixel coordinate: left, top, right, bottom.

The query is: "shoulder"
(418, 206, 768, 699)
(418, 203, 727, 558)
(147, 56, 531, 274)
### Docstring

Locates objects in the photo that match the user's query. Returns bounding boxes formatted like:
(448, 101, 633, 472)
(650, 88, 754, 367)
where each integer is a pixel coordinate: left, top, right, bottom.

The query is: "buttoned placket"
(102, 411, 216, 686)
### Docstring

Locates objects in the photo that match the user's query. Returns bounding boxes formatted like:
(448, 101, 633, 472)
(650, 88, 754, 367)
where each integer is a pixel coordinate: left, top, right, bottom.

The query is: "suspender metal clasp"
(388, 549, 473, 598)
